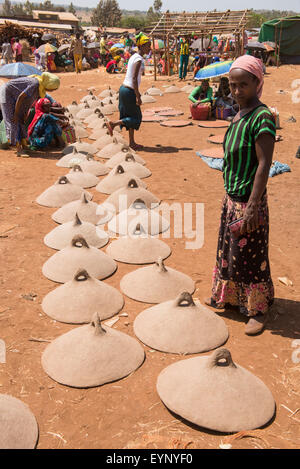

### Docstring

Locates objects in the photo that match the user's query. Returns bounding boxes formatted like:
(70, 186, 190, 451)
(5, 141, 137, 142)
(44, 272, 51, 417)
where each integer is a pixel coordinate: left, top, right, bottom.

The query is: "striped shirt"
(223, 105, 276, 202)
(180, 41, 189, 55)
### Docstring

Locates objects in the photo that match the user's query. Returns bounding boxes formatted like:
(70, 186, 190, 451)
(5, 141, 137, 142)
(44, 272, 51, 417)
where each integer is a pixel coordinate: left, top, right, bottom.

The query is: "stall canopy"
(259, 16, 300, 64)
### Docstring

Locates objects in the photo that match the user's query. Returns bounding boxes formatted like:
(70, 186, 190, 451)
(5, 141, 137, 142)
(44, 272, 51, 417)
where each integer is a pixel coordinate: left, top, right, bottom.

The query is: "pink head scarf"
(230, 55, 264, 98)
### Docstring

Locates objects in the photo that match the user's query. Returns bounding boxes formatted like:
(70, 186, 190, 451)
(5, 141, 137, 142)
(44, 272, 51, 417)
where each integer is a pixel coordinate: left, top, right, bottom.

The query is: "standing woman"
(1, 38, 13, 64)
(107, 33, 151, 151)
(206, 55, 276, 335)
(0, 72, 60, 156)
(13, 38, 23, 62)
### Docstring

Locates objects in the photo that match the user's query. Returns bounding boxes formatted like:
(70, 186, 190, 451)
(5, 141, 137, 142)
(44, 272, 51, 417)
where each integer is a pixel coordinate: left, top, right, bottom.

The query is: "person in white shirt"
(107, 33, 151, 151)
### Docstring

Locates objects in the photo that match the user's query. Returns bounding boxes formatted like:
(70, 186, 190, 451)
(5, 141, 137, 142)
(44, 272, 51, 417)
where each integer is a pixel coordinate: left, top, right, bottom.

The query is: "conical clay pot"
(103, 178, 160, 214)
(108, 199, 169, 235)
(146, 86, 163, 96)
(134, 292, 228, 353)
(36, 176, 92, 208)
(41, 313, 145, 388)
(42, 235, 117, 283)
(42, 269, 124, 323)
(56, 148, 87, 168)
(62, 142, 98, 155)
(156, 348, 276, 432)
(96, 165, 147, 195)
(94, 134, 126, 151)
(105, 151, 145, 169)
(44, 213, 109, 250)
(96, 140, 129, 159)
(120, 258, 195, 303)
(66, 165, 99, 189)
(0, 394, 38, 449)
(112, 154, 151, 178)
(52, 193, 112, 225)
(165, 85, 182, 93)
(141, 94, 156, 103)
(106, 223, 171, 264)
(74, 155, 108, 177)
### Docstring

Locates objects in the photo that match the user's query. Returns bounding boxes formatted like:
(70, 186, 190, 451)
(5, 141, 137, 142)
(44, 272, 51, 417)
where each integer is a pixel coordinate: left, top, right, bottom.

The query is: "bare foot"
(106, 121, 114, 137)
(130, 143, 144, 151)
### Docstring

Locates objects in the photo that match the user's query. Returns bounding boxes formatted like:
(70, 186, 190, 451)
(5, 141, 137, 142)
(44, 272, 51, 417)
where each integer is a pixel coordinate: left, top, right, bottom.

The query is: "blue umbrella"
(195, 60, 233, 80)
(111, 43, 124, 50)
(0, 63, 42, 78)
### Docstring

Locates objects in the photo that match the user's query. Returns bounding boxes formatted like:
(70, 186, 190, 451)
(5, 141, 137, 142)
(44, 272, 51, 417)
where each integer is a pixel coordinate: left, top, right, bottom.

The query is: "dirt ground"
(0, 65, 299, 450)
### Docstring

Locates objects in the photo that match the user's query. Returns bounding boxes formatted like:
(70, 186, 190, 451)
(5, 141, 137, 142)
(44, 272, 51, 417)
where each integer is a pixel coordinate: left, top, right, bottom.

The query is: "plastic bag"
(0, 119, 9, 148)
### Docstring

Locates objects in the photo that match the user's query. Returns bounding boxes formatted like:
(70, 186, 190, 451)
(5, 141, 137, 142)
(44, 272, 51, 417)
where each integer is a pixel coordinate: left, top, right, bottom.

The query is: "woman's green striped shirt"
(223, 105, 276, 202)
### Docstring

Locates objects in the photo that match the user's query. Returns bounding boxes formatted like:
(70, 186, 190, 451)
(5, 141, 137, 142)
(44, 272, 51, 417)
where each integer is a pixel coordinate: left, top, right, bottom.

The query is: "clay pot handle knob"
(128, 179, 138, 189)
(133, 223, 146, 235)
(132, 198, 146, 210)
(74, 269, 90, 282)
(91, 313, 106, 336)
(71, 235, 89, 249)
(73, 213, 82, 226)
(72, 164, 83, 172)
(125, 154, 135, 162)
(122, 146, 130, 153)
(116, 165, 125, 174)
(210, 348, 237, 369)
(86, 154, 94, 161)
(112, 137, 118, 144)
(58, 176, 69, 185)
(80, 193, 89, 203)
(175, 292, 195, 307)
(155, 257, 167, 273)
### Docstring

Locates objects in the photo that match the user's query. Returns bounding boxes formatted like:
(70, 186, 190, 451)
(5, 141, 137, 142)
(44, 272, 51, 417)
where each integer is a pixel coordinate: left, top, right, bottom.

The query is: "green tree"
(2, 0, 12, 16)
(120, 16, 146, 29)
(91, 0, 122, 27)
(69, 2, 76, 15)
(12, 3, 26, 15)
(153, 0, 162, 13)
(24, 0, 34, 15)
(247, 11, 267, 29)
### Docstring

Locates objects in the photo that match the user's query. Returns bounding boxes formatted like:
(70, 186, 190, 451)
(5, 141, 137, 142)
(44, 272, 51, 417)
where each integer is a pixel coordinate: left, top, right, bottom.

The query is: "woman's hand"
(136, 94, 142, 106)
(240, 202, 259, 234)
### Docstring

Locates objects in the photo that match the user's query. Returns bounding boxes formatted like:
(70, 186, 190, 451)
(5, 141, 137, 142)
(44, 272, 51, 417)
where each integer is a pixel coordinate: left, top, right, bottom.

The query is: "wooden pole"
(152, 36, 157, 81)
(175, 36, 179, 73)
(277, 21, 283, 68)
(166, 33, 170, 76)
(241, 28, 245, 56)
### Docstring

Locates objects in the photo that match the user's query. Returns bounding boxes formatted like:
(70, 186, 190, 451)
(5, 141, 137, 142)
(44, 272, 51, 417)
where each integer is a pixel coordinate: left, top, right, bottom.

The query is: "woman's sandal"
(204, 297, 224, 310)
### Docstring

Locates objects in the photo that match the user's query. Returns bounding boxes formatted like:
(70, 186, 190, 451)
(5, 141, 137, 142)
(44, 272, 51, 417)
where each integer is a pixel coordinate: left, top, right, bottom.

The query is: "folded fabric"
(196, 153, 291, 178)
(196, 153, 224, 171)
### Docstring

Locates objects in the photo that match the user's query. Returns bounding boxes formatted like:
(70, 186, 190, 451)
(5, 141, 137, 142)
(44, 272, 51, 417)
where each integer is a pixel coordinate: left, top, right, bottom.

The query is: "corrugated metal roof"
(32, 10, 78, 22)
(0, 18, 72, 30)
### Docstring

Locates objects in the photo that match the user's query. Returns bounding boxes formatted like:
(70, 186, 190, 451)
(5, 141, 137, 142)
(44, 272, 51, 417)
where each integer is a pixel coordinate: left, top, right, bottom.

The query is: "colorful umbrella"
(194, 60, 234, 80)
(36, 43, 57, 54)
(110, 43, 124, 50)
(42, 33, 55, 42)
(154, 39, 164, 50)
(0, 63, 42, 78)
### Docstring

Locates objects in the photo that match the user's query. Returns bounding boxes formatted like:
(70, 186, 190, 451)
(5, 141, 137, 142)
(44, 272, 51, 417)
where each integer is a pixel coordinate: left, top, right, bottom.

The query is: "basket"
(190, 103, 210, 121)
(62, 125, 76, 144)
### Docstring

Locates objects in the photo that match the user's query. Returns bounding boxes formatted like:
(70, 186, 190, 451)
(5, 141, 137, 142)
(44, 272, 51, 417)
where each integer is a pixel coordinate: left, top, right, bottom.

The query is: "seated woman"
(106, 56, 120, 74)
(213, 76, 238, 116)
(27, 98, 66, 151)
(188, 79, 213, 107)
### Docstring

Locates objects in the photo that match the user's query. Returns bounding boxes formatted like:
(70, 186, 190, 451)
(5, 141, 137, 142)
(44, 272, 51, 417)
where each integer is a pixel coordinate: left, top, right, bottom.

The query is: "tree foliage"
(69, 2, 76, 15)
(91, 0, 122, 27)
(120, 16, 147, 29)
(2, 0, 12, 16)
